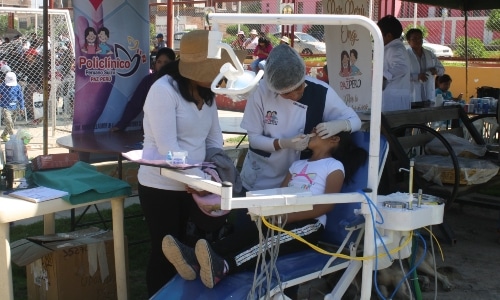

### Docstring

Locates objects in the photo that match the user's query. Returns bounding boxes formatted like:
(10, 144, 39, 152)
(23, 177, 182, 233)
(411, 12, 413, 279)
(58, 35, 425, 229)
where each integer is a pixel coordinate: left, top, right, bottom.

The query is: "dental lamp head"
(208, 30, 264, 101)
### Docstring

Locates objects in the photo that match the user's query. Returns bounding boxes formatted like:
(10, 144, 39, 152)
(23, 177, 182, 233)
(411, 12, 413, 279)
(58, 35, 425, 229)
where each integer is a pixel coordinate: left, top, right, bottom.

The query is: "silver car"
(273, 32, 326, 55)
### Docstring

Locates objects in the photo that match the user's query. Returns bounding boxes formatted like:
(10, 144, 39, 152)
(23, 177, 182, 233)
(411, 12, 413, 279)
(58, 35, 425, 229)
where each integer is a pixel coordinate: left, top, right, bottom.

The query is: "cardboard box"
(31, 153, 80, 171)
(11, 228, 127, 300)
(93, 161, 139, 193)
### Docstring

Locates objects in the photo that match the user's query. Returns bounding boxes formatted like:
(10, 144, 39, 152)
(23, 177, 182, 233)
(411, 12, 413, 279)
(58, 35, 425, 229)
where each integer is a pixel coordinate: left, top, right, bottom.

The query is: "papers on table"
(8, 186, 69, 203)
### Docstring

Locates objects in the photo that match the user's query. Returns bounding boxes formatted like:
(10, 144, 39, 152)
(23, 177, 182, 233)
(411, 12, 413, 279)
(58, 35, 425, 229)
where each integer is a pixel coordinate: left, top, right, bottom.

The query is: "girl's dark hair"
(157, 60, 214, 106)
(258, 37, 270, 46)
(331, 132, 368, 183)
(437, 74, 452, 84)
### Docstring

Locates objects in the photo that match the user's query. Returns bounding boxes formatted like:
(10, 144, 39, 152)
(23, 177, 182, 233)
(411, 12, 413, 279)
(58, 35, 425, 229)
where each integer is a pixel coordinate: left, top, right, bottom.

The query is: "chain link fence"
(397, 3, 500, 59)
(0, 3, 497, 141)
(0, 8, 75, 140)
(150, 2, 500, 60)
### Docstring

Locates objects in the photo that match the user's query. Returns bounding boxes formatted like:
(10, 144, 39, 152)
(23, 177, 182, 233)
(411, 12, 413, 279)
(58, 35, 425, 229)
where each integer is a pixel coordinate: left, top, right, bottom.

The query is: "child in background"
(0, 72, 24, 142)
(436, 74, 463, 101)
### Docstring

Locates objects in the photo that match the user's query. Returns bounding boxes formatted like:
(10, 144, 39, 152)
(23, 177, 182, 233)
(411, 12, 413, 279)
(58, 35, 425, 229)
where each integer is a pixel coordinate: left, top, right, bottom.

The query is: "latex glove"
(278, 134, 310, 151)
(316, 120, 351, 139)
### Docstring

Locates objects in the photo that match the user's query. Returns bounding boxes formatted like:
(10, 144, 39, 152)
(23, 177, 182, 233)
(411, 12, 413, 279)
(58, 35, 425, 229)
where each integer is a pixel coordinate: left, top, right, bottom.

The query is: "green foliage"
(491, 39, 500, 46)
(226, 24, 249, 36)
(486, 9, 500, 33)
(403, 24, 428, 39)
(0, 16, 9, 34)
(149, 23, 155, 51)
(454, 36, 486, 58)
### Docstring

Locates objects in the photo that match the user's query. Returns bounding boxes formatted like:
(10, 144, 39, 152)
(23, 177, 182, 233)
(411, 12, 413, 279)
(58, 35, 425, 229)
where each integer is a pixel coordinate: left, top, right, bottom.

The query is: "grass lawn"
(11, 202, 150, 300)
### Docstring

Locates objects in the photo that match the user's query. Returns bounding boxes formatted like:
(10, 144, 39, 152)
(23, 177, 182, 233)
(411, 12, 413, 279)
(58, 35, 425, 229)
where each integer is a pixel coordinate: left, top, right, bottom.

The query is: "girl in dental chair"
(161, 129, 368, 289)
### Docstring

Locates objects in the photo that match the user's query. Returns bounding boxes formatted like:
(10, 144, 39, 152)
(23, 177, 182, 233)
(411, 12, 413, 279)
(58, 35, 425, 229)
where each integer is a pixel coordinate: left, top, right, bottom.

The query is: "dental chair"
(151, 131, 389, 300)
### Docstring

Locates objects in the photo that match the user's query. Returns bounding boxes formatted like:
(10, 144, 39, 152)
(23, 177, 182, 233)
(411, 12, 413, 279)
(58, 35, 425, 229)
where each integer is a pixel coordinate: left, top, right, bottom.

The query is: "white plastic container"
(171, 151, 188, 165)
(435, 94, 444, 107)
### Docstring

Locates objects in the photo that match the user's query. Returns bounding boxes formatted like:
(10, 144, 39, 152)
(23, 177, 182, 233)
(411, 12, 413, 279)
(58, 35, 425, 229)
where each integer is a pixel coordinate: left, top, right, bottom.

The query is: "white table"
(0, 195, 128, 300)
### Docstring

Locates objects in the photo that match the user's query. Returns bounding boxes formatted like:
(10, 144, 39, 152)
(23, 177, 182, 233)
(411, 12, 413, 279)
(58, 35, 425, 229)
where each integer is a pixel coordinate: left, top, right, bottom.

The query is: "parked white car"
(402, 34, 453, 58)
(422, 39, 453, 58)
(272, 32, 326, 55)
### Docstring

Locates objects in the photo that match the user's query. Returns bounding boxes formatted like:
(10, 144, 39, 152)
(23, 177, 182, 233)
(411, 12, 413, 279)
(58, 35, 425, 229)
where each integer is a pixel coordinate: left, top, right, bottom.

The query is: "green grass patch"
(11, 202, 149, 300)
(225, 135, 248, 145)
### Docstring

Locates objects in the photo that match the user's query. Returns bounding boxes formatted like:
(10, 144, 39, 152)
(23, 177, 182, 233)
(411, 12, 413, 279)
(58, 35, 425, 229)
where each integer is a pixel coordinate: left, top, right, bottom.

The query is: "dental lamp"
(208, 31, 264, 101)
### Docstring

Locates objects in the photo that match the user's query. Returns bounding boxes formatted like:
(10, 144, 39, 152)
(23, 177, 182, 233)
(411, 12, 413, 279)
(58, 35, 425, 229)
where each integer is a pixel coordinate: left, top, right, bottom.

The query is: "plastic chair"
(151, 131, 389, 300)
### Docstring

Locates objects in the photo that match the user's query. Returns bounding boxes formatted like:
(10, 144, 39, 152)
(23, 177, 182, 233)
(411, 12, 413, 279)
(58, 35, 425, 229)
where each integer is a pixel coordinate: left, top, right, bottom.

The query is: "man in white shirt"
(377, 15, 411, 112)
(243, 29, 259, 53)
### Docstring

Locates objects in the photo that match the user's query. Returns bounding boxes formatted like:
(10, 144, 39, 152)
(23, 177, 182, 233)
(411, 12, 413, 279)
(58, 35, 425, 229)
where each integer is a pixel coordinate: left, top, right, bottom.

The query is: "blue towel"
(32, 161, 131, 205)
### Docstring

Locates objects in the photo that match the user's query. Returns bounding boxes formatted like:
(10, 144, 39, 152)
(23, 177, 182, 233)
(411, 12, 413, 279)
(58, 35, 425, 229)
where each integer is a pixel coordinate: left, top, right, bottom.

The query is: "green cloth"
(32, 161, 131, 205)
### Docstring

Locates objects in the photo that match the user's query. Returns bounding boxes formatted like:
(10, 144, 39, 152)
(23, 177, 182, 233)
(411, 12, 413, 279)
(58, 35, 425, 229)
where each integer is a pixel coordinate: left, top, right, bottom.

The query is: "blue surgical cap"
(264, 44, 305, 94)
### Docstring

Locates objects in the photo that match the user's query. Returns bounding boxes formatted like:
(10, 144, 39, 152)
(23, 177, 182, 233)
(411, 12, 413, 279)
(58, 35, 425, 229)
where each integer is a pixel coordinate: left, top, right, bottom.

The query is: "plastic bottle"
(0, 144, 4, 171)
(5, 134, 16, 163)
(14, 136, 28, 163)
(435, 94, 444, 107)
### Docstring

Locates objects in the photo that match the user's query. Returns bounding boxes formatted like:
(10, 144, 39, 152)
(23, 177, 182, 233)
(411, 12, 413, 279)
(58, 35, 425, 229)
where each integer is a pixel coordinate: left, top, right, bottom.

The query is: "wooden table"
(0, 195, 128, 300)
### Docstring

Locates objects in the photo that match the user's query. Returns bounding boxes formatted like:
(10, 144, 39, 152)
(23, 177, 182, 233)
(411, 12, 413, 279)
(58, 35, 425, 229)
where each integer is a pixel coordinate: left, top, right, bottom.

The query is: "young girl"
(436, 74, 463, 101)
(161, 130, 368, 288)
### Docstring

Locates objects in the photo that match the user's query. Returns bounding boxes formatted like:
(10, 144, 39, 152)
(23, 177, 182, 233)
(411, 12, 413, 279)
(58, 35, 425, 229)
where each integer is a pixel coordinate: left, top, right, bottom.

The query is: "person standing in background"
(0, 72, 24, 141)
(231, 31, 246, 50)
(151, 33, 166, 55)
(406, 28, 445, 109)
(17, 48, 43, 124)
(377, 15, 411, 112)
(243, 29, 259, 54)
(111, 47, 176, 132)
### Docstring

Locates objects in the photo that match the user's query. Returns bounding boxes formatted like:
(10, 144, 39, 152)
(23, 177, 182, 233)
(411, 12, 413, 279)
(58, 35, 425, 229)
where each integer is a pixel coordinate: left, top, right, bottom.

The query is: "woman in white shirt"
(137, 30, 245, 297)
(406, 28, 445, 108)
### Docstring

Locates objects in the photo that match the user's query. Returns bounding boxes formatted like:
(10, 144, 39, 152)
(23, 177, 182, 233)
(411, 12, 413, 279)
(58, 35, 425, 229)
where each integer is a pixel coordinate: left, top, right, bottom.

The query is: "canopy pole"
(465, 12, 468, 99)
(42, 0, 49, 155)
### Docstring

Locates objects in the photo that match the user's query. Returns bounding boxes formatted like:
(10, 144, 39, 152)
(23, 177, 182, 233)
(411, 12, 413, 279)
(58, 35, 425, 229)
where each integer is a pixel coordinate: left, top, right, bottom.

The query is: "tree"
(486, 9, 500, 33)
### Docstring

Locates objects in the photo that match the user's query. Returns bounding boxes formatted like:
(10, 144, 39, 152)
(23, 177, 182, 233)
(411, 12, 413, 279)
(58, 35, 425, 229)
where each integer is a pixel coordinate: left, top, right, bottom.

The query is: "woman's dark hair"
(157, 60, 214, 106)
(156, 47, 176, 62)
(405, 28, 422, 41)
(331, 132, 368, 183)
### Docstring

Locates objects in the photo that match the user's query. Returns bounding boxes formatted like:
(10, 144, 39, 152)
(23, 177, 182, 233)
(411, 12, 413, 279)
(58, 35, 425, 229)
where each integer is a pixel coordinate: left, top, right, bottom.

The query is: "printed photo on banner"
(323, 0, 372, 112)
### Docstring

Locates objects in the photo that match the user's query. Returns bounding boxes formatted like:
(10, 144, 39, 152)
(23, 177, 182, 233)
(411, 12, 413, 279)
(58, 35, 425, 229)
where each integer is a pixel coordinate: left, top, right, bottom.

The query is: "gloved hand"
(316, 120, 351, 139)
(278, 134, 310, 151)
